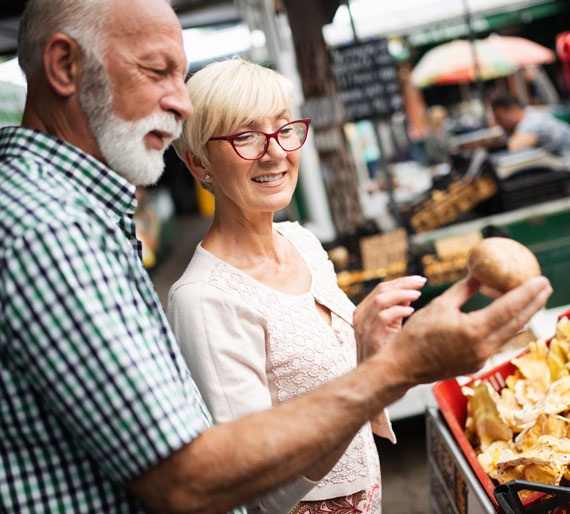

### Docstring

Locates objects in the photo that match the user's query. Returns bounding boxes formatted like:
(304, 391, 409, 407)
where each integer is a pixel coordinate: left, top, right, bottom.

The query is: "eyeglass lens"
(233, 121, 308, 160)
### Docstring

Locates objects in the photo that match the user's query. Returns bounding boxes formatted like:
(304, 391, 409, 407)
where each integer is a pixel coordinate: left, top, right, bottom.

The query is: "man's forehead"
(109, 0, 181, 38)
(106, 0, 186, 62)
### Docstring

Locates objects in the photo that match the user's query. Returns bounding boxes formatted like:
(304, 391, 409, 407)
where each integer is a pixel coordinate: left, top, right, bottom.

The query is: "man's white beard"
(79, 57, 182, 186)
(95, 111, 182, 186)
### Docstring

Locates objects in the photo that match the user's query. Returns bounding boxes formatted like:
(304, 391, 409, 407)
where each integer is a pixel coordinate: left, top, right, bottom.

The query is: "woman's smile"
(252, 172, 286, 184)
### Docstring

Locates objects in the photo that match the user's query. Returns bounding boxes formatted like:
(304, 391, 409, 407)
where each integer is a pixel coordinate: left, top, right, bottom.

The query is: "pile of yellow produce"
(463, 317, 570, 494)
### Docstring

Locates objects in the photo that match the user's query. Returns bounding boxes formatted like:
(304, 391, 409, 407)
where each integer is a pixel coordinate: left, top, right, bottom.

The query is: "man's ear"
(183, 149, 211, 182)
(42, 33, 82, 97)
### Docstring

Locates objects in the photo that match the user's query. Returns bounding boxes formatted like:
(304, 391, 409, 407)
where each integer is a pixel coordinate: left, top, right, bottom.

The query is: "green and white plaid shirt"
(0, 126, 245, 513)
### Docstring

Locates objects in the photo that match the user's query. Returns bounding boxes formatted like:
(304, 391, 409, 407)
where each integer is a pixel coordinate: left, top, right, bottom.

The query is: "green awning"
(409, 0, 565, 47)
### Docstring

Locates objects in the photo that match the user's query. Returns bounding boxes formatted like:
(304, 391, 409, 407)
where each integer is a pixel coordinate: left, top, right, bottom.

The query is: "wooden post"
(284, 0, 366, 237)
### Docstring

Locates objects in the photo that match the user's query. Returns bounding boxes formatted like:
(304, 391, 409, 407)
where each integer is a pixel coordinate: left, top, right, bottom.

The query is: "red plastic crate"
(432, 309, 570, 511)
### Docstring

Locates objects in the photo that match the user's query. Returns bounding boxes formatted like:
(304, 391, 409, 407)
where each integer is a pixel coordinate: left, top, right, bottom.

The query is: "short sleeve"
(516, 113, 543, 139)
(168, 280, 271, 423)
(2, 219, 211, 483)
(515, 110, 559, 151)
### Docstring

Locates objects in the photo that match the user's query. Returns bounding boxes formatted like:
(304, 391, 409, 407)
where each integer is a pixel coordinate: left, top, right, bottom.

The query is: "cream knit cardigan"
(168, 221, 395, 512)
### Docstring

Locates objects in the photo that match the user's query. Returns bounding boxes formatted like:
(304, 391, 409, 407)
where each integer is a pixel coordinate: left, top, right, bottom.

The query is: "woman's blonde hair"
(173, 56, 295, 192)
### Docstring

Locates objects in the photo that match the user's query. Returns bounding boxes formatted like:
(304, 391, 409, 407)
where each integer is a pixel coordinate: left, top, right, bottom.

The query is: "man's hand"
(354, 275, 426, 360)
(377, 275, 552, 386)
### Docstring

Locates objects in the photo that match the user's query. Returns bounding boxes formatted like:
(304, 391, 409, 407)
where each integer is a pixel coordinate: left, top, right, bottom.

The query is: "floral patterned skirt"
(288, 479, 381, 514)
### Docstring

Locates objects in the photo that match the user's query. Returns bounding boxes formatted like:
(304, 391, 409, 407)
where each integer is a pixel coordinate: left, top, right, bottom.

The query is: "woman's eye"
(234, 133, 256, 144)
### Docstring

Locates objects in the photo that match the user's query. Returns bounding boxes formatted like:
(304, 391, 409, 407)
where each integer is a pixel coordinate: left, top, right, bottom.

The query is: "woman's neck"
(201, 201, 313, 297)
(202, 207, 281, 268)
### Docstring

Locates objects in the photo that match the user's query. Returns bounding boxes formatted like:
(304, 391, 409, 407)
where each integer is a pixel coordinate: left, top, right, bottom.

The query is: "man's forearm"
(130, 276, 552, 513)
(508, 131, 539, 151)
(128, 352, 410, 513)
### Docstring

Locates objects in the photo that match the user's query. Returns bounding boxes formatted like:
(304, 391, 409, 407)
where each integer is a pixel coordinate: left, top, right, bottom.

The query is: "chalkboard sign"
(330, 39, 403, 122)
(300, 96, 343, 130)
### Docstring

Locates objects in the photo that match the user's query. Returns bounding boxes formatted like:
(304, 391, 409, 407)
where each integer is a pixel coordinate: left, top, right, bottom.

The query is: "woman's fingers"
(359, 276, 426, 320)
(371, 275, 426, 295)
(377, 305, 415, 326)
(372, 289, 422, 310)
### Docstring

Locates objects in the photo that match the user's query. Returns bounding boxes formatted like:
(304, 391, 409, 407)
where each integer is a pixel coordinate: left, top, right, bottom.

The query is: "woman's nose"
(262, 135, 287, 160)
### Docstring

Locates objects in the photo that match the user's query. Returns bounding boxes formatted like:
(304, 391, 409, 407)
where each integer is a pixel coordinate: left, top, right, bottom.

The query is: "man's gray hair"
(18, 0, 113, 79)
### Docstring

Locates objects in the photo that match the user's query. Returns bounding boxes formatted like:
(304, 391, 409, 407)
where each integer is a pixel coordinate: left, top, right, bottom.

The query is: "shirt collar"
(0, 126, 137, 221)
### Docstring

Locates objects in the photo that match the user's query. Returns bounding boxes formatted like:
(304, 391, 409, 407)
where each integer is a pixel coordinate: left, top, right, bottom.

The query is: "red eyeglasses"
(208, 119, 311, 160)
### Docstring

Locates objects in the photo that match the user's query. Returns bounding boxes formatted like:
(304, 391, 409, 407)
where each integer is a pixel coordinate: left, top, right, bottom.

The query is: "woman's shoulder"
(275, 219, 314, 237)
(167, 244, 267, 313)
(168, 245, 229, 304)
(276, 221, 332, 272)
(275, 221, 326, 254)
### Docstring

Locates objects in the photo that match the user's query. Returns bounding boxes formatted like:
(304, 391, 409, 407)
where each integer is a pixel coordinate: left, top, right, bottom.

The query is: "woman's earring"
(205, 174, 212, 182)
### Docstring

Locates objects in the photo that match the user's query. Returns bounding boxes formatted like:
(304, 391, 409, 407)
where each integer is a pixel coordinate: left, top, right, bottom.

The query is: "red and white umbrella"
(411, 39, 516, 88)
(483, 34, 556, 68)
(411, 36, 555, 88)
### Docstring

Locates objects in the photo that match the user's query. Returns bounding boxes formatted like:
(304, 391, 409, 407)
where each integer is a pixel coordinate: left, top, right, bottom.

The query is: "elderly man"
(0, 0, 551, 512)
(491, 92, 570, 160)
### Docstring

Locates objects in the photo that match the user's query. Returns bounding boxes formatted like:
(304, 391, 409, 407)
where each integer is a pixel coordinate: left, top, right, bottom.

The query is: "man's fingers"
(381, 276, 551, 385)
(435, 276, 480, 309)
(479, 284, 502, 299)
(471, 276, 552, 342)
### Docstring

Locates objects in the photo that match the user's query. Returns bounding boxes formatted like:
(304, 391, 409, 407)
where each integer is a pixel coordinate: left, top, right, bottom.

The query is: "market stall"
(342, 197, 570, 422)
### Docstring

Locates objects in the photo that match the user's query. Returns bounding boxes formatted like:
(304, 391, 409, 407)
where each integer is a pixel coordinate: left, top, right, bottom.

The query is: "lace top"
(168, 221, 394, 505)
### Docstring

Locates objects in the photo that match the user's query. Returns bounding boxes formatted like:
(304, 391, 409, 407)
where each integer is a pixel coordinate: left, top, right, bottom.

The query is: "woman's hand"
(354, 275, 426, 361)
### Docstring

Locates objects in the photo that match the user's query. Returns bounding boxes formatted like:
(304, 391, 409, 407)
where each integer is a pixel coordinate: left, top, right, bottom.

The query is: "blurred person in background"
(491, 92, 570, 162)
(424, 105, 451, 165)
(169, 57, 427, 513)
(0, 0, 553, 512)
(356, 120, 382, 180)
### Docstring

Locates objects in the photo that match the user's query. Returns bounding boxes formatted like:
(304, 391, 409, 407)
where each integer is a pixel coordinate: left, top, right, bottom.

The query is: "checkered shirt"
(0, 126, 245, 513)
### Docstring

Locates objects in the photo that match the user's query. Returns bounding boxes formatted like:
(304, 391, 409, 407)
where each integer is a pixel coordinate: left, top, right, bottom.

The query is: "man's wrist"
(344, 346, 414, 421)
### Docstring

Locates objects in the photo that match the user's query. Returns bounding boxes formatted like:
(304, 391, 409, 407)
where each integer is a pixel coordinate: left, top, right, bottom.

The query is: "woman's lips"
(252, 172, 286, 184)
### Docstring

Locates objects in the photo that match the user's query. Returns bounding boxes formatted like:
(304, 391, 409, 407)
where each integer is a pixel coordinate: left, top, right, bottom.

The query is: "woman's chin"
(255, 196, 294, 216)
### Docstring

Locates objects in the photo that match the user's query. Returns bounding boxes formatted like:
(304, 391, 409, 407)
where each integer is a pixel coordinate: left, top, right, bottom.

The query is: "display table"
(410, 197, 570, 246)
(426, 406, 498, 513)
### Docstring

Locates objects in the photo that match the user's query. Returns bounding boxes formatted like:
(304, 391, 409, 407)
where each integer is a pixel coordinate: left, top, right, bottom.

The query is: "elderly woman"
(168, 57, 425, 514)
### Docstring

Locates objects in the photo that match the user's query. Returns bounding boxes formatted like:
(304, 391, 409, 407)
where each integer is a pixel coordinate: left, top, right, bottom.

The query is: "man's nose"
(161, 77, 193, 121)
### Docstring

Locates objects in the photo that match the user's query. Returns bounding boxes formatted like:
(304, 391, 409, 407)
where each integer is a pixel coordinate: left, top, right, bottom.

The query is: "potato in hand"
(467, 237, 541, 293)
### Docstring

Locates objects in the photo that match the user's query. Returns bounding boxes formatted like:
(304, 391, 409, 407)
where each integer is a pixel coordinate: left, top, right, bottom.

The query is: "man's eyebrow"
(166, 54, 188, 73)
(139, 50, 183, 65)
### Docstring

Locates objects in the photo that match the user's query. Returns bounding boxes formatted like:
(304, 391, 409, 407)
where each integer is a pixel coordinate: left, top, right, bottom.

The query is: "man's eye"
(145, 67, 167, 76)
